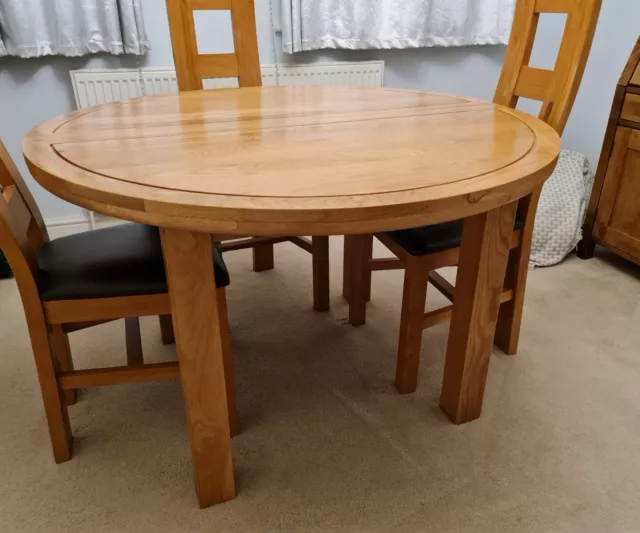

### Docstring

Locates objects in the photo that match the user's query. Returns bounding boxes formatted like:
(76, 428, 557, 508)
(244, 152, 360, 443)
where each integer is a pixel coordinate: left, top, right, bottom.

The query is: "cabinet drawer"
(621, 93, 640, 124)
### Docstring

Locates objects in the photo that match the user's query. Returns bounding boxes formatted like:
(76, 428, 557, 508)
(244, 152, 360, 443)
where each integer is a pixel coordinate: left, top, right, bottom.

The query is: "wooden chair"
(345, 0, 602, 394)
(0, 139, 237, 463)
(165, 0, 331, 312)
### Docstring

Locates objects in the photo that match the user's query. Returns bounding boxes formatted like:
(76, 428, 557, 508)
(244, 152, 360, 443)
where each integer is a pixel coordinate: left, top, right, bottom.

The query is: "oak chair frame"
(165, 0, 330, 311)
(0, 140, 237, 463)
(345, 0, 602, 396)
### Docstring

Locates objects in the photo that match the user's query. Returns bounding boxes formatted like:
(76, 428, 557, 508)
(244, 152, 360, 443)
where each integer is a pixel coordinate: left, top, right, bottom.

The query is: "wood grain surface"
(23, 87, 560, 236)
(440, 202, 518, 424)
(161, 228, 235, 507)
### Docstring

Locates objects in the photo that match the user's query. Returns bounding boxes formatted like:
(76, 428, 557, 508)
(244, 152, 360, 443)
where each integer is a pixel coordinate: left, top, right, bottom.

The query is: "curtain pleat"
(0, 0, 149, 58)
(282, 0, 516, 53)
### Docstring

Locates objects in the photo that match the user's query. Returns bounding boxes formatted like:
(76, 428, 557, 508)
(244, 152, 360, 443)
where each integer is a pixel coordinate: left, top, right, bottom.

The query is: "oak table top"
(22, 86, 561, 509)
(23, 86, 560, 236)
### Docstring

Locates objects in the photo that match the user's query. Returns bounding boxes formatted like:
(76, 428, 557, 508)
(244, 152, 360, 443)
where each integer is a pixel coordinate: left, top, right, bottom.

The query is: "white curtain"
(282, 0, 516, 53)
(0, 0, 149, 58)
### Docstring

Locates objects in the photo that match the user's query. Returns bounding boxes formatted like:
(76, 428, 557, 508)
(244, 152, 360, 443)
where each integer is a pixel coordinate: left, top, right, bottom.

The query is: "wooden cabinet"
(594, 128, 640, 256)
(580, 37, 640, 265)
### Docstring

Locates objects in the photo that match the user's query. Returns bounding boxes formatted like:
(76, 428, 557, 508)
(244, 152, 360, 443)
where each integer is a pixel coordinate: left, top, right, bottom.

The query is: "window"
(0, 0, 149, 58)
(281, 0, 516, 53)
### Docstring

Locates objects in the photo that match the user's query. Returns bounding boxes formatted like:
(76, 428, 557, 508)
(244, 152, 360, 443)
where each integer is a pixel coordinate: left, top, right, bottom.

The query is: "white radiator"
(70, 61, 385, 109)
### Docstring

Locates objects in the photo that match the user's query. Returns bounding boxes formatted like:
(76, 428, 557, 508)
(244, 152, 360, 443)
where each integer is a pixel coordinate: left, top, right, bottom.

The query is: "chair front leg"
(347, 234, 373, 326)
(50, 324, 77, 406)
(343, 235, 372, 303)
(32, 317, 73, 463)
(494, 188, 541, 355)
(395, 255, 430, 394)
(125, 317, 144, 367)
(216, 288, 238, 438)
(159, 314, 175, 345)
(342, 236, 353, 302)
(312, 236, 330, 312)
(252, 242, 275, 272)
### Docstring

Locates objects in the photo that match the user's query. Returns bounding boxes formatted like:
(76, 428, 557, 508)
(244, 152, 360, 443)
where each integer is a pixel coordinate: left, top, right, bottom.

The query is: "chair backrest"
(165, 0, 262, 92)
(0, 139, 48, 286)
(494, 0, 602, 135)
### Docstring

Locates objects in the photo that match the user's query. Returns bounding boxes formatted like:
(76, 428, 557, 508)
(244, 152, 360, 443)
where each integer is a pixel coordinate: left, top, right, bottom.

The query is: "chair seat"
(36, 224, 230, 302)
(386, 214, 525, 257)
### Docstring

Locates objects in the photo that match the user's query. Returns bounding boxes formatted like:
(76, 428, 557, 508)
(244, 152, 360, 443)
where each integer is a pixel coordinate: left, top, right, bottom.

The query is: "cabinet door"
(594, 127, 640, 259)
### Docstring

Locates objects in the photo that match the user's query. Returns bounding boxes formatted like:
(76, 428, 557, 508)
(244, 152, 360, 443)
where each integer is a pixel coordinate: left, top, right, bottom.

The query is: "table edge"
(23, 90, 561, 236)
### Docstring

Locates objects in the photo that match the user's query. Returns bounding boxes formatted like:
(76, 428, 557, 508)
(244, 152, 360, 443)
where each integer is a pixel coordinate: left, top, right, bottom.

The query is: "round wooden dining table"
(23, 86, 560, 508)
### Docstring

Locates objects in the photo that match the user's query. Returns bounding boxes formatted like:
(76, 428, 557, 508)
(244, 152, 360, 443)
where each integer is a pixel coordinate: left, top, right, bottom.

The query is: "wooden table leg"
(440, 202, 517, 424)
(343, 235, 372, 304)
(160, 228, 236, 508)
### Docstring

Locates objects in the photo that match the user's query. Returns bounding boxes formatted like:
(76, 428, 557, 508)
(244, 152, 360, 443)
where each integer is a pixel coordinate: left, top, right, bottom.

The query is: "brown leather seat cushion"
(36, 224, 230, 302)
(386, 213, 525, 257)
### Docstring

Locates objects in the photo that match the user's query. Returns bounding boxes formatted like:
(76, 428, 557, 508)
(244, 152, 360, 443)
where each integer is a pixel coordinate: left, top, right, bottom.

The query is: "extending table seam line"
(50, 104, 495, 145)
(49, 131, 537, 201)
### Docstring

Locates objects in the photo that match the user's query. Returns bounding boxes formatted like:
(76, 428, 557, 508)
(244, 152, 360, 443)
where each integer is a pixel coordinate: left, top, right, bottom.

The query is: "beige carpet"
(1, 238, 639, 532)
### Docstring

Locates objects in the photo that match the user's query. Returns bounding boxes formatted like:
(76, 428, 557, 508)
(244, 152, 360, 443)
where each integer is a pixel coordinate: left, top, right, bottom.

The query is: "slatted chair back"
(165, 0, 261, 92)
(494, 0, 602, 135)
(0, 140, 49, 288)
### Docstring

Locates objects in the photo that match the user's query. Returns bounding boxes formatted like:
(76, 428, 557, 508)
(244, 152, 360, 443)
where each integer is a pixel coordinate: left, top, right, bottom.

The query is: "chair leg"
(253, 243, 275, 272)
(493, 250, 528, 356)
(494, 189, 541, 355)
(159, 314, 175, 345)
(363, 236, 373, 302)
(312, 236, 330, 312)
(125, 317, 144, 367)
(343, 235, 372, 303)
(50, 324, 77, 406)
(216, 288, 238, 438)
(29, 314, 73, 463)
(395, 255, 430, 394)
(347, 235, 373, 326)
(342, 237, 353, 302)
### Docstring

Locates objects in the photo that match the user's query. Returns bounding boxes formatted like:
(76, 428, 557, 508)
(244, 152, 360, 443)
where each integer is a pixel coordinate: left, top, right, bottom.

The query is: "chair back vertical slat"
(494, 0, 602, 135)
(230, 0, 261, 87)
(0, 140, 48, 281)
(0, 140, 48, 244)
(166, 0, 203, 91)
(494, 0, 540, 109)
(166, 0, 262, 92)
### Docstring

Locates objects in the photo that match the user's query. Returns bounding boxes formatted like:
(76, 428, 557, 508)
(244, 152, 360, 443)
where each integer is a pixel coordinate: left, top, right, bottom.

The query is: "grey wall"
(1, 0, 638, 221)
